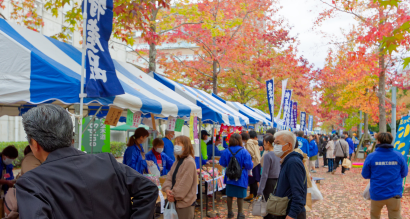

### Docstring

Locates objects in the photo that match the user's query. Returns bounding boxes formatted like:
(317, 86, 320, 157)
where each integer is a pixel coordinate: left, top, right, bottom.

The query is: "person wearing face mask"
(123, 127, 155, 174)
(0, 145, 18, 216)
(272, 130, 307, 219)
(257, 135, 280, 219)
(162, 136, 197, 219)
(200, 130, 211, 164)
(163, 130, 176, 161)
(206, 135, 223, 160)
(146, 138, 175, 176)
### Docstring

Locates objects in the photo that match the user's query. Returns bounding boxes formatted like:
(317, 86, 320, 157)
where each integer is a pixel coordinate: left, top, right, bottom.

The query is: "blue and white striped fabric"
(210, 93, 272, 126)
(0, 19, 201, 118)
(153, 73, 249, 126)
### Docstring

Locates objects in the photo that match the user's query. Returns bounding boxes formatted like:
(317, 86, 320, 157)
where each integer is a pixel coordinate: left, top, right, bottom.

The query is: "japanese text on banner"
(282, 90, 292, 128)
(393, 115, 410, 159)
(292, 102, 298, 129)
(265, 79, 274, 123)
(83, 0, 124, 97)
(300, 112, 306, 131)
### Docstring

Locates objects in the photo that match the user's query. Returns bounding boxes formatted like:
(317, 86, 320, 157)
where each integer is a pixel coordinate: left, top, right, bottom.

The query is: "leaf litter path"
(159, 158, 410, 218)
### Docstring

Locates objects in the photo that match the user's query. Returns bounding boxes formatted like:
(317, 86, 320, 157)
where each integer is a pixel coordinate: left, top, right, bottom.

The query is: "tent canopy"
(152, 73, 249, 126)
(0, 19, 202, 118)
(111, 124, 149, 131)
(211, 93, 273, 126)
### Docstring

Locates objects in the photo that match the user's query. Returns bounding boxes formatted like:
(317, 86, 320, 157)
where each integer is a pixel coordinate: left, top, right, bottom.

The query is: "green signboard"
(81, 117, 110, 154)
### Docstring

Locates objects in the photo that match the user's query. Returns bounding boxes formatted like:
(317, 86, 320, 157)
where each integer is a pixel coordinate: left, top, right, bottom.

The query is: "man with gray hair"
(271, 130, 307, 219)
(163, 130, 175, 161)
(16, 104, 158, 219)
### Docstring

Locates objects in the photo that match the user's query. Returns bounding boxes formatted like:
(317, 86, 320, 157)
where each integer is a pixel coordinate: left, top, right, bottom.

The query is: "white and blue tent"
(0, 19, 202, 118)
(152, 73, 249, 127)
(211, 94, 273, 126)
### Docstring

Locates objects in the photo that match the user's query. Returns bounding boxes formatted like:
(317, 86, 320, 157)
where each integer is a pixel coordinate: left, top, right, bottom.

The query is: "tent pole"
(74, 105, 80, 149)
(78, 0, 88, 151)
(212, 122, 216, 213)
(198, 118, 203, 219)
(82, 106, 102, 135)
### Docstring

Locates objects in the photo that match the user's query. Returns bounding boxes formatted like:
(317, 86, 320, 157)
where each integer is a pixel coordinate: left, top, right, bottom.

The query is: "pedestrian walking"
(17, 104, 158, 219)
(219, 133, 253, 219)
(244, 131, 261, 202)
(308, 135, 318, 173)
(326, 137, 336, 173)
(332, 135, 349, 175)
(272, 130, 307, 219)
(362, 132, 408, 219)
(257, 135, 280, 219)
(162, 136, 198, 219)
(344, 131, 355, 161)
(321, 136, 329, 167)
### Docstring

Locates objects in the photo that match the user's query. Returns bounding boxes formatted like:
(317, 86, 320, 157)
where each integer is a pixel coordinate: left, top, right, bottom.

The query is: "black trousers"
(273, 211, 306, 219)
(323, 150, 328, 165)
(250, 182, 258, 197)
(263, 178, 277, 219)
(334, 156, 346, 173)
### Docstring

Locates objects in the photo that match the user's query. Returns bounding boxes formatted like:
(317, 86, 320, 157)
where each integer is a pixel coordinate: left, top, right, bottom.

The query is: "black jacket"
(16, 147, 158, 219)
(274, 151, 307, 218)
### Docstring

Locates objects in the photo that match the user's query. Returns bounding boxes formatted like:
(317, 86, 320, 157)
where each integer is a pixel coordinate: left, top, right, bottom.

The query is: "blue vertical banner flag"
(393, 115, 410, 159)
(266, 79, 274, 124)
(300, 112, 306, 131)
(282, 89, 292, 128)
(289, 100, 293, 128)
(308, 115, 314, 132)
(292, 101, 298, 129)
(83, 0, 124, 97)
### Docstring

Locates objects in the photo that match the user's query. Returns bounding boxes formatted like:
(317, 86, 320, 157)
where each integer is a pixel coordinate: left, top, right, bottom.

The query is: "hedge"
(0, 141, 127, 167)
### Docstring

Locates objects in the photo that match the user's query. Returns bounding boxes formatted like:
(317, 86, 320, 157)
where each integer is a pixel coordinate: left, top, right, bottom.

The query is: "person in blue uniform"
(163, 130, 175, 161)
(296, 131, 309, 155)
(146, 138, 174, 176)
(206, 135, 224, 160)
(123, 127, 154, 174)
(0, 146, 18, 194)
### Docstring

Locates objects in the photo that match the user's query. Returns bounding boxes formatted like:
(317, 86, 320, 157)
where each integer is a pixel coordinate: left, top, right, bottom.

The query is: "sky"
(276, 0, 358, 70)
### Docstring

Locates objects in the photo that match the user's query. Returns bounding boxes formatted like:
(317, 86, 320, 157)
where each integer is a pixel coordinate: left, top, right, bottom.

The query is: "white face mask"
(273, 143, 289, 158)
(3, 157, 13, 165)
(155, 148, 163, 153)
(174, 145, 183, 155)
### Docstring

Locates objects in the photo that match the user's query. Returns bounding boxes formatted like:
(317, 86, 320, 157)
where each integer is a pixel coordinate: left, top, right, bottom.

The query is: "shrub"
(110, 141, 127, 158)
(0, 141, 127, 167)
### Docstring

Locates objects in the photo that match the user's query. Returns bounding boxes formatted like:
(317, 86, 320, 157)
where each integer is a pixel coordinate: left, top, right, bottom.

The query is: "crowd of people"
(0, 104, 407, 219)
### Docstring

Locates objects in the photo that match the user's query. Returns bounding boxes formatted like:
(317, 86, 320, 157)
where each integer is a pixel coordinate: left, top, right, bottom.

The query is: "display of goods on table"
(352, 162, 364, 168)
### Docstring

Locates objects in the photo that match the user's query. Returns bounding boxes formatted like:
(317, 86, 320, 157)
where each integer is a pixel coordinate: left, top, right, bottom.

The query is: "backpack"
(226, 147, 243, 181)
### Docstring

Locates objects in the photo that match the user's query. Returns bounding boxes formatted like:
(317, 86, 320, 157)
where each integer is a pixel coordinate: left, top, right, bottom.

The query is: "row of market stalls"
(0, 18, 279, 218)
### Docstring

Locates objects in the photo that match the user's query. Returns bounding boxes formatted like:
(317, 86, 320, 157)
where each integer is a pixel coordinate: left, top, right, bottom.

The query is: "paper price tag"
(166, 116, 176, 131)
(132, 112, 142, 128)
(104, 107, 122, 126)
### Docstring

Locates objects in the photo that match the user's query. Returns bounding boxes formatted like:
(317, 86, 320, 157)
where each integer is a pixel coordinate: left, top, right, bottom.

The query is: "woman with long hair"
(220, 133, 253, 219)
(162, 136, 197, 219)
(123, 127, 154, 174)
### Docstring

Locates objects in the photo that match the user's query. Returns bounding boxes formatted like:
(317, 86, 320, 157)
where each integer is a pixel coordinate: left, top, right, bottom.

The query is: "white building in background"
(0, 0, 127, 142)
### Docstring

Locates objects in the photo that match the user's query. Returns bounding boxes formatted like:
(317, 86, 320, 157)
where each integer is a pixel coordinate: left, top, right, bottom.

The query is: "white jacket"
(326, 141, 335, 159)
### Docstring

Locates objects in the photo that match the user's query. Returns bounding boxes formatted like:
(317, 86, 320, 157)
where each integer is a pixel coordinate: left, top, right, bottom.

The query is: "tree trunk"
(212, 59, 218, 94)
(149, 43, 157, 73)
(378, 51, 387, 133)
(364, 112, 369, 135)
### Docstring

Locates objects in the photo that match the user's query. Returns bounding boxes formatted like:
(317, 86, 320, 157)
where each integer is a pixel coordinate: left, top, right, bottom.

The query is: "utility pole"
(359, 111, 363, 139)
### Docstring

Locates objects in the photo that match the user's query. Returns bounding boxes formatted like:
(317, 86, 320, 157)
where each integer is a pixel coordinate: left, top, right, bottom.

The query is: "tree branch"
(171, 54, 213, 78)
(319, 0, 366, 22)
(159, 21, 203, 35)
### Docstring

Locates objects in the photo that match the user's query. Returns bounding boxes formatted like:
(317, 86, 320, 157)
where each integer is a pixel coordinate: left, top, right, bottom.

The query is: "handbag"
(251, 196, 267, 216)
(266, 174, 306, 216)
(363, 182, 371, 200)
(339, 141, 351, 168)
(163, 202, 178, 219)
